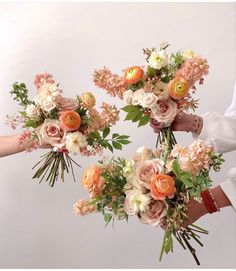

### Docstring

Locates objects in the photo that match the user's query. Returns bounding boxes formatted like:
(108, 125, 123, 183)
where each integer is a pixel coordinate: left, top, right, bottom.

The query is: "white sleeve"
(193, 84, 236, 211)
(195, 83, 236, 153)
(220, 168, 236, 211)
(196, 112, 236, 153)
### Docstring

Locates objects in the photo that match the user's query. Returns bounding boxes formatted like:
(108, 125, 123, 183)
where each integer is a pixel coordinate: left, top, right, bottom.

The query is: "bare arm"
(0, 134, 26, 157)
(182, 186, 231, 227)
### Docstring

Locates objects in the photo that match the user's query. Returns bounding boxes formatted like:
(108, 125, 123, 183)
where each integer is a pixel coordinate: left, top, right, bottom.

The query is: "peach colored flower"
(175, 56, 209, 85)
(82, 165, 105, 197)
(150, 174, 176, 200)
(59, 111, 81, 132)
(56, 96, 79, 112)
(168, 76, 190, 100)
(136, 159, 164, 189)
(80, 92, 96, 109)
(35, 119, 66, 148)
(73, 199, 97, 216)
(139, 200, 167, 226)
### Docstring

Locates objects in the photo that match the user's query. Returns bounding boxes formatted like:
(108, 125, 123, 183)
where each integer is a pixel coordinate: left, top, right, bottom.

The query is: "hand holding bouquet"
(7, 72, 130, 187)
(74, 140, 224, 265)
(93, 43, 209, 147)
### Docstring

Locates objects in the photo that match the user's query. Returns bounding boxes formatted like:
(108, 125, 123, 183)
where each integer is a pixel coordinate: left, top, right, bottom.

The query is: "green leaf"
(104, 213, 112, 224)
(132, 110, 143, 122)
(172, 159, 181, 176)
(146, 66, 156, 77)
(124, 110, 140, 121)
(164, 231, 173, 254)
(116, 135, 130, 140)
(121, 105, 138, 113)
(112, 133, 119, 139)
(138, 115, 150, 127)
(112, 141, 122, 150)
(179, 177, 194, 188)
(25, 118, 39, 128)
(106, 142, 113, 153)
(117, 139, 131, 145)
(102, 127, 110, 138)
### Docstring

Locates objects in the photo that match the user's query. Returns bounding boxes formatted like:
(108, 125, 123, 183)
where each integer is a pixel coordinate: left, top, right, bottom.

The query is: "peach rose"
(150, 174, 176, 200)
(82, 165, 105, 197)
(168, 76, 190, 100)
(59, 111, 81, 132)
(80, 92, 96, 109)
(152, 99, 178, 126)
(56, 96, 79, 112)
(35, 119, 66, 148)
(139, 200, 167, 226)
(136, 159, 164, 189)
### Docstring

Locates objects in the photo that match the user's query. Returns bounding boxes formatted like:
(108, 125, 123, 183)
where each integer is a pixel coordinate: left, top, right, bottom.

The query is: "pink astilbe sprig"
(18, 131, 38, 152)
(80, 145, 104, 157)
(34, 72, 55, 89)
(85, 103, 120, 134)
(100, 102, 120, 126)
(5, 114, 26, 130)
(93, 67, 127, 99)
(175, 56, 209, 86)
(73, 199, 97, 216)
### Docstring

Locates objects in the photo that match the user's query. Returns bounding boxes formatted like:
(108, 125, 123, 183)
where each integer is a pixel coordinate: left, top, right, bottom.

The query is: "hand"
(181, 198, 208, 228)
(150, 112, 200, 134)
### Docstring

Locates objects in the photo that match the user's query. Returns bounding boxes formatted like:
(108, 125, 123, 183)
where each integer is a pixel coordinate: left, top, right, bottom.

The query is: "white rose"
(154, 81, 169, 100)
(132, 146, 152, 162)
(148, 50, 168, 70)
(123, 160, 135, 179)
(141, 92, 158, 109)
(38, 83, 60, 98)
(65, 132, 88, 155)
(131, 89, 145, 106)
(124, 190, 151, 215)
(123, 89, 134, 105)
(34, 95, 56, 112)
(25, 104, 40, 118)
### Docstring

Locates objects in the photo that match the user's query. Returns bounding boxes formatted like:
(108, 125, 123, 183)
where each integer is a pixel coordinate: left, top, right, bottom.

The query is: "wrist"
(201, 188, 220, 214)
(210, 186, 231, 209)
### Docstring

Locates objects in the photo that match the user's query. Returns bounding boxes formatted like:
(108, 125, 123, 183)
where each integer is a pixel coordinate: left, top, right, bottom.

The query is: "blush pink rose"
(136, 159, 164, 189)
(152, 99, 178, 126)
(56, 96, 79, 112)
(139, 200, 167, 226)
(35, 119, 66, 147)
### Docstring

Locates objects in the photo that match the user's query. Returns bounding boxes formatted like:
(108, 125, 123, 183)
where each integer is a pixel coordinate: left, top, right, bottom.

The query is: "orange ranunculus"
(124, 66, 144, 85)
(168, 76, 190, 100)
(82, 165, 105, 197)
(59, 110, 81, 132)
(150, 174, 176, 201)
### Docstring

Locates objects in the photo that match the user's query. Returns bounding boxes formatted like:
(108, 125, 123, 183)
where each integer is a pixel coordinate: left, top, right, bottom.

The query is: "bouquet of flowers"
(7, 72, 130, 187)
(73, 140, 224, 265)
(93, 43, 209, 147)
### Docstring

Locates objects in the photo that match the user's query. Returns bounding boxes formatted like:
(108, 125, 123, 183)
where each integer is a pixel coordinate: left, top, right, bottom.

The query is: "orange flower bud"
(168, 76, 190, 100)
(124, 66, 144, 85)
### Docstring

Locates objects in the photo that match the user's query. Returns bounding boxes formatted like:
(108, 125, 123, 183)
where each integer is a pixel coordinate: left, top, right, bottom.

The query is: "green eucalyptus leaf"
(138, 115, 150, 127)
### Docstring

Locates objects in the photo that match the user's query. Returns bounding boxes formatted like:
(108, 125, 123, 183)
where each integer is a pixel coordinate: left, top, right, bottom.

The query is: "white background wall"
(0, 1, 235, 268)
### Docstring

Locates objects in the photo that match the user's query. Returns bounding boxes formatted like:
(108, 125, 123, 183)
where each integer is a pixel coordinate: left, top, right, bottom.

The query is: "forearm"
(0, 134, 24, 157)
